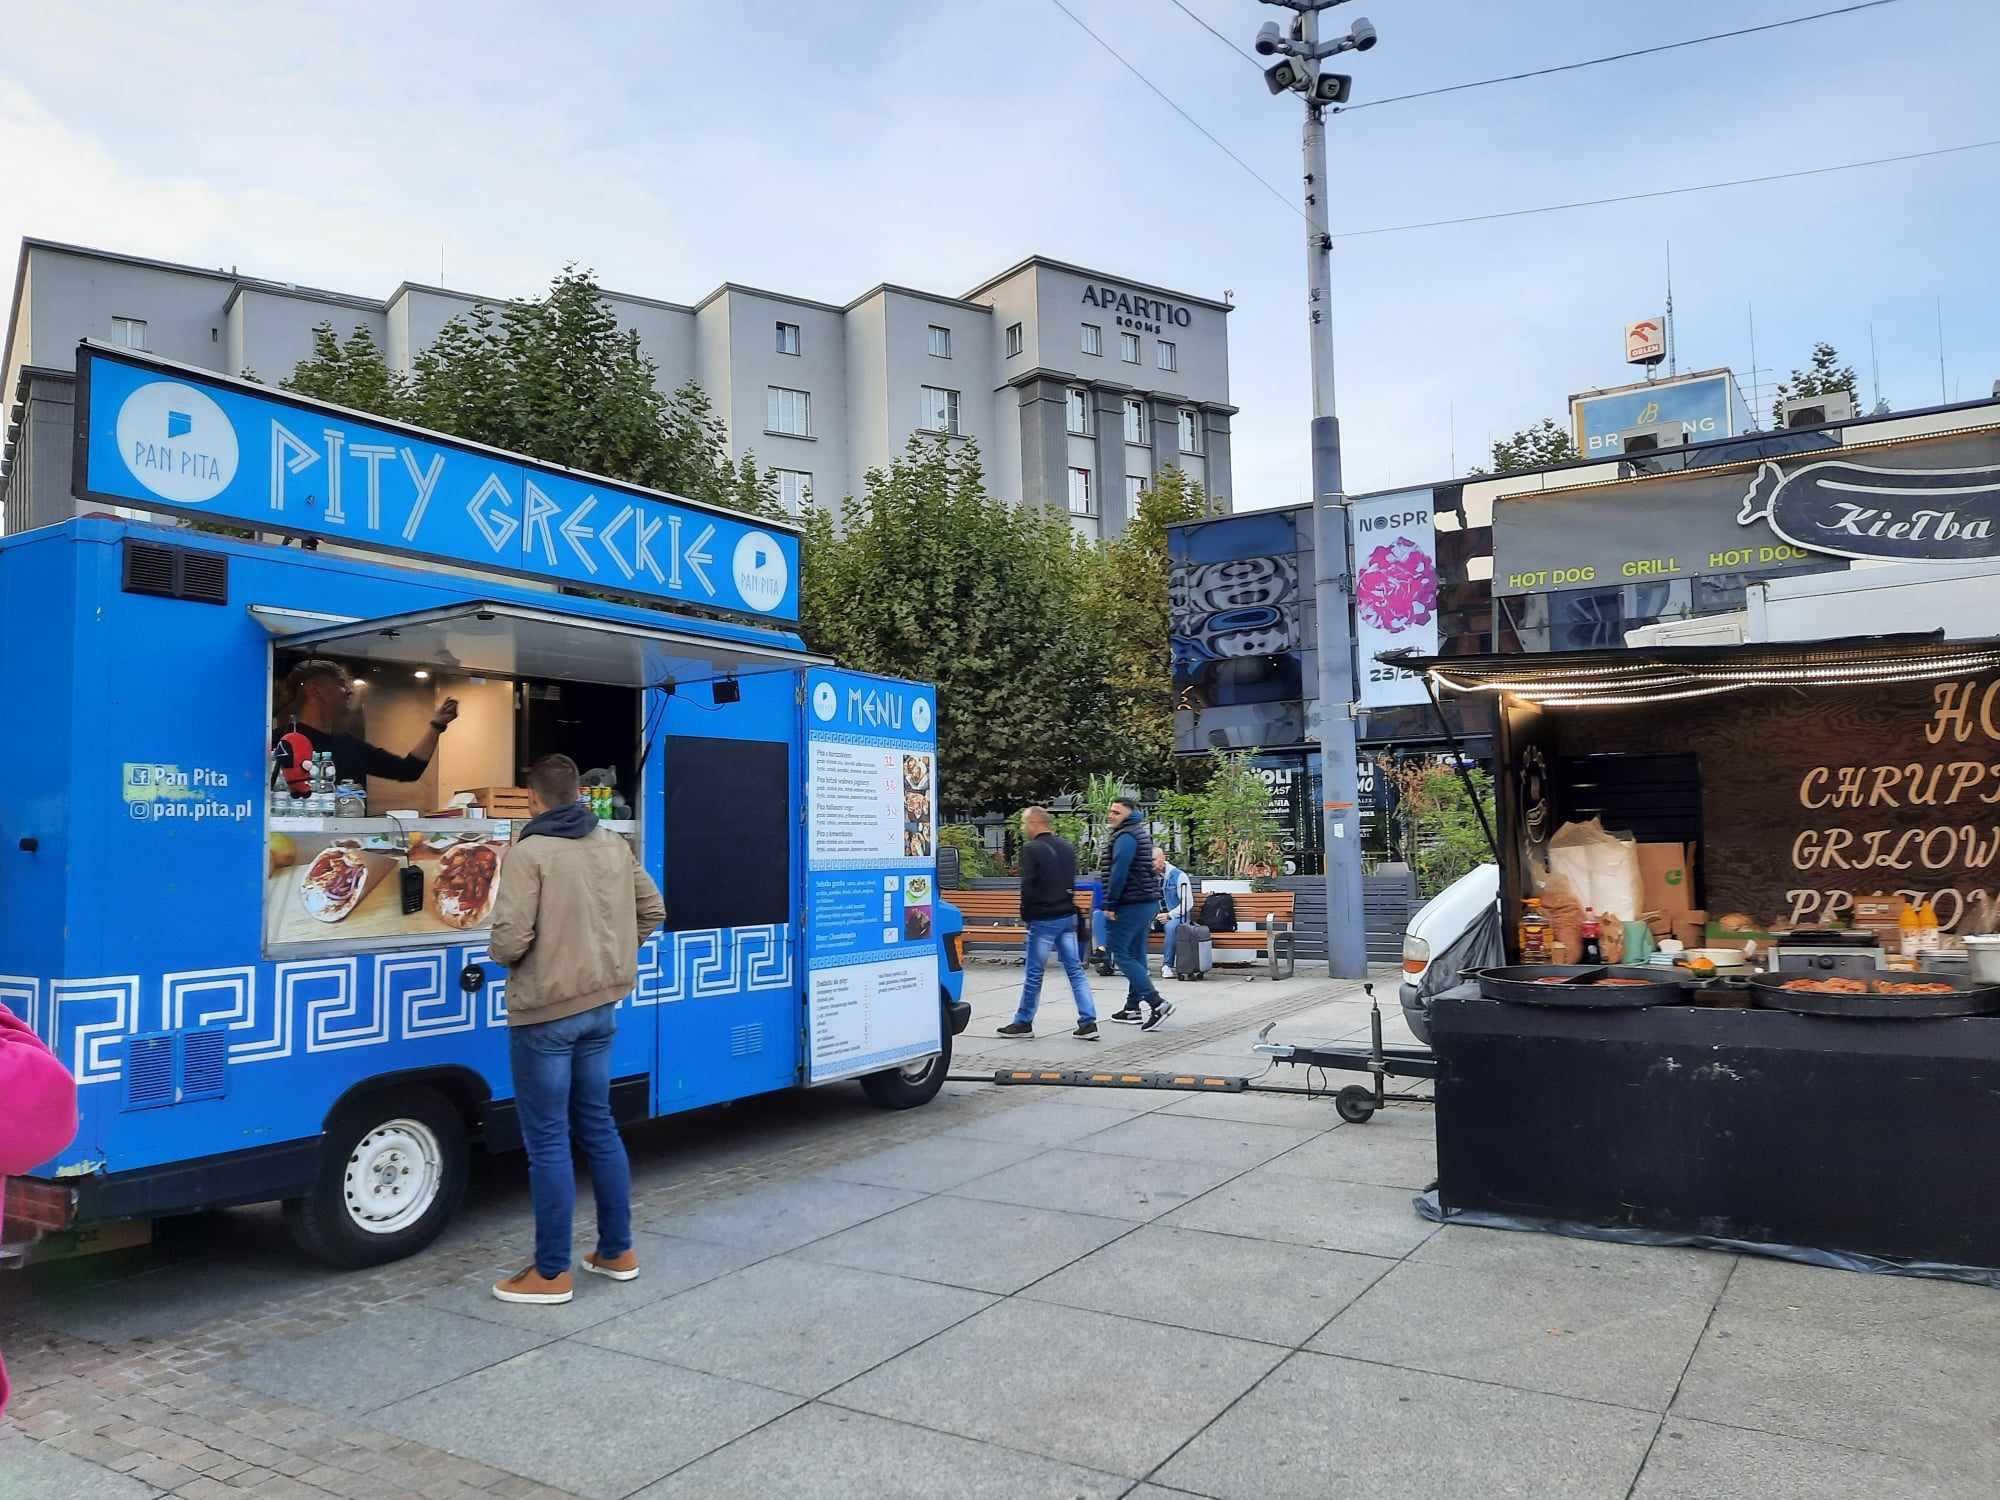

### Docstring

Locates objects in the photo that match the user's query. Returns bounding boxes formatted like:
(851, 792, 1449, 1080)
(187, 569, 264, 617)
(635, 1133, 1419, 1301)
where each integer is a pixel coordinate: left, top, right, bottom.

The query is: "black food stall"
(1410, 634, 2000, 1282)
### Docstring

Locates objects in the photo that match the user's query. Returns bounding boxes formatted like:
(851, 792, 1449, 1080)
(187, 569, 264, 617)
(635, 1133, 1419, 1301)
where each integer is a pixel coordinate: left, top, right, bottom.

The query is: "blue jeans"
(1106, 902, 1163, 1006)
(1161, 916, 1184, 973)
(1015, 916, 1096, 1026)
(509, 1004, 631, 1279)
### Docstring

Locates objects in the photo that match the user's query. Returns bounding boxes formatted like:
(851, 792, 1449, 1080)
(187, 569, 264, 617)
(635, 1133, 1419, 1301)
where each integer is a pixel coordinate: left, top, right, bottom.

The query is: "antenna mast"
(1665, 241, 1677, 377)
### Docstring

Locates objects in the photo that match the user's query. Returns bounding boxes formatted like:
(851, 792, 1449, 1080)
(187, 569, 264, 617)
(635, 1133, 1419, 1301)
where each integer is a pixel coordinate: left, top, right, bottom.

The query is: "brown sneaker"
(492, 1267, 574, 1304)
(583, 1249, 639, 1282)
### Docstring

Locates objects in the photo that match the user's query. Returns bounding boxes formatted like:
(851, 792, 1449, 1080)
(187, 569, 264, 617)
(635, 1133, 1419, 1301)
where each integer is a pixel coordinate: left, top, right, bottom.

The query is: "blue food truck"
(0, 342, 968, 1267)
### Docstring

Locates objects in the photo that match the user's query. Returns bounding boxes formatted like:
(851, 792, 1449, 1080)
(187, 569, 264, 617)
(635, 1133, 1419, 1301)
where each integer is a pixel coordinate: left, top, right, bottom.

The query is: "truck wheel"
(860, 1005, 953, 1110)
(284, 1086, 468, 1268)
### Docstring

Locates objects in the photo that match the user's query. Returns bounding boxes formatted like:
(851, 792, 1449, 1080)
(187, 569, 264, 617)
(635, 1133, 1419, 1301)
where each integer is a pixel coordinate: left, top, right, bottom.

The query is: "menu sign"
(1561, 674, 2000, 931)
(803, 670, 940, 1085)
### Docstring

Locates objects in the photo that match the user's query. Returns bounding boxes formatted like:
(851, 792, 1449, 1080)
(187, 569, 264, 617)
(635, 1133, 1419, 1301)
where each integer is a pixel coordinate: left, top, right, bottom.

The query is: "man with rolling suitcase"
(1154, 848, 1196, 980)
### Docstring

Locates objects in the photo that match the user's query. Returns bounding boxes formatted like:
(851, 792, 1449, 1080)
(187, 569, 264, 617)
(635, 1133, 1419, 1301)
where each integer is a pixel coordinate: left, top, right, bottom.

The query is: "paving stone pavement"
(4, 965, 1996, 1498)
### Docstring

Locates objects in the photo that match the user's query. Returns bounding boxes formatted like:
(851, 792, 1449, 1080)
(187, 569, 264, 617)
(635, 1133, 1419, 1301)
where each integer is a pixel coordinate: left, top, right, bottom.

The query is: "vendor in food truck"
(274, 658, 460, 785)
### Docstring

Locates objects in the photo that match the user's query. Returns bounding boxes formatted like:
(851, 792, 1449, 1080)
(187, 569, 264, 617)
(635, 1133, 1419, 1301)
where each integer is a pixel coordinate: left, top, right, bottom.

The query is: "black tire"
(284, 1085, 469, 1268)
(1335, 1085, 1378, 1125)
(860, 1001, 954, 1110)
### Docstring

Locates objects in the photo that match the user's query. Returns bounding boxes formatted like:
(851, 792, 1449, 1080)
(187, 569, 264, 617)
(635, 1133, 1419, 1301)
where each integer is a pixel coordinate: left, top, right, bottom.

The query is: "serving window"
(256, 600, 815, 960)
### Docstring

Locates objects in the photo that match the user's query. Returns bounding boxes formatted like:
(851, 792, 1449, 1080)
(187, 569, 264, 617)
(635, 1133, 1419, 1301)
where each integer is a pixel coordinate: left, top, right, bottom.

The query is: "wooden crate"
(451, 785, 533, 817)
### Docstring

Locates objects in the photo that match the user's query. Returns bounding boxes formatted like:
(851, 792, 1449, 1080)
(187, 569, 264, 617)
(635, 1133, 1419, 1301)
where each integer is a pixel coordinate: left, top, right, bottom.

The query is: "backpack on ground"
(1198, 891, 1238, 933)
(1172, 922, 1214, 980)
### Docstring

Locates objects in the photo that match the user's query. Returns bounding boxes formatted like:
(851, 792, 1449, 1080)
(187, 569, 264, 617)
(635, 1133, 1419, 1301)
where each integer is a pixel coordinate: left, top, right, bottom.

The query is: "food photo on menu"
(265, 827, 510, 948)
(903, 874, 933, 939)
(902, 752, 934, 857)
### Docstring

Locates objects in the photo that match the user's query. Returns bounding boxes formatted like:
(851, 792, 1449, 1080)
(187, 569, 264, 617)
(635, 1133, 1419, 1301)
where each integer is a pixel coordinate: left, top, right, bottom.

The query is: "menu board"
(804, 669, 940, 1085)
(264, 822, 509, 954)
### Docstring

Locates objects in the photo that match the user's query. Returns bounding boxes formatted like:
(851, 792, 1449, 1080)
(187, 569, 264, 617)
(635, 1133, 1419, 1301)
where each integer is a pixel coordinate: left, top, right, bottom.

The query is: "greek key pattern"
(19, 924, 793, 1084)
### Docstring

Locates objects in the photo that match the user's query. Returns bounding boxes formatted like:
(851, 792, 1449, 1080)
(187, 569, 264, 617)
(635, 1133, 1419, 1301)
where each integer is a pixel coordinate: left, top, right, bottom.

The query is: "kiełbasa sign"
(75, 343, 800, 622)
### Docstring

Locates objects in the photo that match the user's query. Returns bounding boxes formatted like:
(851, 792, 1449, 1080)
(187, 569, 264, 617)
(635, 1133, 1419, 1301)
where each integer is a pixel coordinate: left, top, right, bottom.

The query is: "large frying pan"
(1474, 964, 1693, 1009)
(1745, 970, 2000, 1020)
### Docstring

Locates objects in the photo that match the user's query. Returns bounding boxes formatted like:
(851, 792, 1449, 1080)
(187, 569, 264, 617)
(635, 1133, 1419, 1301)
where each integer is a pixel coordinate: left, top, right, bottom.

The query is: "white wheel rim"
(342, 1118, 444, 1235)
(898, 1054, 938, 1083)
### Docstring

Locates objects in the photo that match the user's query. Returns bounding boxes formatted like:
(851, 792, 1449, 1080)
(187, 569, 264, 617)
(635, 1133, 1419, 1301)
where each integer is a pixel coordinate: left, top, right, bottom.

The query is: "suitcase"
(1172, 922, 1214, 980)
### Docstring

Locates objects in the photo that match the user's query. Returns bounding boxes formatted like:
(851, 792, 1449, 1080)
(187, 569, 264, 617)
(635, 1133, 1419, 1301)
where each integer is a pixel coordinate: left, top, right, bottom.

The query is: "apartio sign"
(1080, 284, 1192, 336)
(1737, 458, 2000, 563)
(75, 342, 801, 621)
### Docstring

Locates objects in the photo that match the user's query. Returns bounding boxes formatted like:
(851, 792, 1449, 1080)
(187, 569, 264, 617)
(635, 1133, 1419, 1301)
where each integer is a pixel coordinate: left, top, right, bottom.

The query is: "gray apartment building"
(1, 239, 1235, 537)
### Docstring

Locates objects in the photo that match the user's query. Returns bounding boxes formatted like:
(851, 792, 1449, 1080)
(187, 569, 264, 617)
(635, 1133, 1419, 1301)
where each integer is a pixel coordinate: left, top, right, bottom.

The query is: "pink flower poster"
(1349, 489, 1439, 708)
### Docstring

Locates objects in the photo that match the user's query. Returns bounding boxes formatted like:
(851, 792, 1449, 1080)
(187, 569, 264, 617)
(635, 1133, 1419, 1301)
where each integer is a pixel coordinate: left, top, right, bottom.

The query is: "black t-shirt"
(275, 723, 428, 785)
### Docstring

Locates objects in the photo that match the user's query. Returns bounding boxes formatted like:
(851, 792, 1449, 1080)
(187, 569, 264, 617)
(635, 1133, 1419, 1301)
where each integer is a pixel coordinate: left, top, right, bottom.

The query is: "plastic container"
(1965, 934, 2000, 984)
(1519, 898, 1550, 962)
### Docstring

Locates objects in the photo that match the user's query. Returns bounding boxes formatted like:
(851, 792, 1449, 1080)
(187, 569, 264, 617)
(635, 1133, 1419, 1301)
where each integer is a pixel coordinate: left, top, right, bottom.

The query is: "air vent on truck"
(121, 539, 230, 605)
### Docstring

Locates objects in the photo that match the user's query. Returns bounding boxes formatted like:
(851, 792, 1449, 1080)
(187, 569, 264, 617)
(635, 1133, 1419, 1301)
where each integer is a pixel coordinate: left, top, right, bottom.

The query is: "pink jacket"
(0, 1004, 78, 1416)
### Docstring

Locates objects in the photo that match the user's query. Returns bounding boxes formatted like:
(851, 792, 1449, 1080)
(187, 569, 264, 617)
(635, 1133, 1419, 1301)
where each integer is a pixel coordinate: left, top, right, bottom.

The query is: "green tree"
(281, 323, 409, 416)
(1090, 466, 1213, 789)
(801, 434, 1119, 814)
(1470, 417, 1577, 475)
(279, 268, 782, 522)
(1771, 341, 1859, 427)
(1171, 750, 1281, 879)
(1381, 758, 1495, 897)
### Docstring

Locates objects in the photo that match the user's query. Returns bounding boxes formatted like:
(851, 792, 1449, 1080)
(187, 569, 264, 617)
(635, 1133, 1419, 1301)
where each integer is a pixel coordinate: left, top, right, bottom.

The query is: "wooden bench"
(1172, 890, 1297, 980)
(945, 888, 1096, 951)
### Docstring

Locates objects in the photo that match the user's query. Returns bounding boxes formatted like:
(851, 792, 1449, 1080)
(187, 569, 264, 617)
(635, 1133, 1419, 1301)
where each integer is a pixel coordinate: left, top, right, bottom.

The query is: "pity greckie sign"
(74, 342, 801, 622)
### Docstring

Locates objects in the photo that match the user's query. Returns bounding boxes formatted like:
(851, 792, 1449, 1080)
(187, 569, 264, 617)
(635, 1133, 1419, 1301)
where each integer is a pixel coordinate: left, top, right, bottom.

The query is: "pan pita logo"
(114, 381, 239, 504)
(812, 681, 838, 721)
(912, 697, 932, 734)
(1738, 458, 2000, 563)
(731, 530, 789, 613)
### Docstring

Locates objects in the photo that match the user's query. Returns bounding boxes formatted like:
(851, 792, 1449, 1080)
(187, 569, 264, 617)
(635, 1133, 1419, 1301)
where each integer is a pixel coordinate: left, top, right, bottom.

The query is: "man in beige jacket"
(488, 754, 665, 1305)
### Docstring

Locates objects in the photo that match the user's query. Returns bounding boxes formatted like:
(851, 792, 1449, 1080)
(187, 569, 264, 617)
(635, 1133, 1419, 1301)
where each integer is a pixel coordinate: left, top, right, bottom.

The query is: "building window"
(1067, 467, 1093, 516)
(1065, 388, 1092, 436)
(1178, 408, 1202, 453)
(1157, 340, 1178, 372)
(775, 322, 800, 356)
(1081, 323, 1102, 357)
(920, 386, 962, 436)
(1125, 474, 1144, 517)
(1120, 331, 1140, 364)
(776, 469, 814, 515)
(928, 324, 952, 358)
(767, 386, 812, 436)
(112, 316, 148, 350)
(1006, 322, 1023, 358)
(1123, 397, 1147, 445)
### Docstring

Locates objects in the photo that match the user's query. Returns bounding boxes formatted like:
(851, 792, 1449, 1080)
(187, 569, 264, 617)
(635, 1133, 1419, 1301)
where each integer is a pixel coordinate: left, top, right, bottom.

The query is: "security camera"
(1254, 20, 1284, 56)
(1313, 72, 1352, 105)
(1263, 56, 1309, 94)
(1348, 17, 1378, 51)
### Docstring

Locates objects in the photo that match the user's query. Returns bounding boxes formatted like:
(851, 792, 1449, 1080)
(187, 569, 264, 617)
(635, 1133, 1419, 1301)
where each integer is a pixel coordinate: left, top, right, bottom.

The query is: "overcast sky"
(4, 1, 1995, 507)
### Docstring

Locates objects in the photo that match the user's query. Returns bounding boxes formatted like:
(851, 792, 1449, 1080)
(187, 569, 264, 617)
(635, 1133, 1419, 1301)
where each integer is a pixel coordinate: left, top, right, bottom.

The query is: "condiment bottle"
(1519, 898, 1550, 962)
(1579, 908, 1603, 965)
(1917, 901, 1940, 956)
(1899, 900, 1922, 957)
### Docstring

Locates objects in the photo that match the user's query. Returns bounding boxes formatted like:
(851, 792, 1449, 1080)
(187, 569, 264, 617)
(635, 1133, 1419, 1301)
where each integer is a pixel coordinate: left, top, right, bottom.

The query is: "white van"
(1398, 863, 1500, 1044)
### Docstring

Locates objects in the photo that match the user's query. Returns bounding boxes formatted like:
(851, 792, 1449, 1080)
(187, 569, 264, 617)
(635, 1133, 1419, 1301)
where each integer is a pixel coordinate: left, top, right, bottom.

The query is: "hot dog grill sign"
(1491, 430, 2000, 595)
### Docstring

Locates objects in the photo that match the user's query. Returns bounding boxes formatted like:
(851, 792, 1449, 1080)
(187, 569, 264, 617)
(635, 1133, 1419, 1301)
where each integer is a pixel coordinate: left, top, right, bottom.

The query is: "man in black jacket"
(997, 807, 1099, 1040)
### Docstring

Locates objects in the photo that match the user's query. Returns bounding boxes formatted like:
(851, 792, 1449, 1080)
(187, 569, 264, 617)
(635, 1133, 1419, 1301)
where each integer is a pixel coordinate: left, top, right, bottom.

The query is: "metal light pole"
(1254, 1, 1377, 980)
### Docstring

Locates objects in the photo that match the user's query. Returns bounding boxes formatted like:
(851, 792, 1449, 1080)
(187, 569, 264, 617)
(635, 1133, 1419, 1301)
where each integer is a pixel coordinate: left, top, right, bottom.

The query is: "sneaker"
(583, 1249, 640, 1282)
(996, 1021, 1034, 1037)
(1073, 1021, 1099, 1041)
(1141, 998, 1176, 1032)
(1109, 1006, 1146, 1025)
(493, 1267, 574, 1304)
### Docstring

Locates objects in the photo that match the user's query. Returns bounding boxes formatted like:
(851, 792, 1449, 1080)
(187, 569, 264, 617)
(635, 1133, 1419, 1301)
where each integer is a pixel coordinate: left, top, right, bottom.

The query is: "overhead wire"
(1333, 138, 2000, 239)
(1044, 0, 1306, 223)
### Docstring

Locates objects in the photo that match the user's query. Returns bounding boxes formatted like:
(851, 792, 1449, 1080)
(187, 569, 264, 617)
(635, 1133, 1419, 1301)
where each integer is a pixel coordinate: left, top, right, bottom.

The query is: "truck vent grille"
(179, 1029, 228, 1102)
(123, 1034, 174, 1111)
(122, 539, 229, 605)
(729, 1023, 765, 1057)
